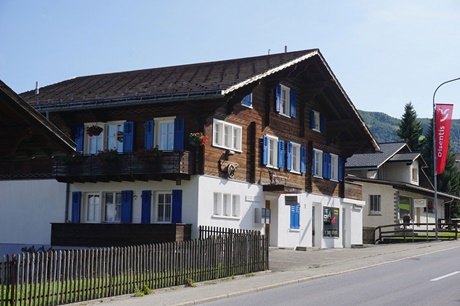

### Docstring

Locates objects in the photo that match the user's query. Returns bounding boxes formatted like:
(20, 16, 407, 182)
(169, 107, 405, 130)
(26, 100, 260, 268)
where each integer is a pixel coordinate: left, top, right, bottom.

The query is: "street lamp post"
(432, 77, 460, 240)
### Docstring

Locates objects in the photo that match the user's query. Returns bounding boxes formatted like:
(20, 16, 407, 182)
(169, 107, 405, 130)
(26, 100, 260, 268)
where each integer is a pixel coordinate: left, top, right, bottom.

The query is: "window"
(241, 93, 252, 108)
(311, 110, 323, 132)
(156, 192, 172, 222)
(275, 84, 296, 117)
(85, 121, 125, 154)
(104, 192, 121, 223)
(263, 135, 279, 168)
(213, 192, 240, 217)
(312, 149, 323, 177)
(85, 193, 101, 223)
(155, 117, 175, 151)
(331, 154, 339, 181)
(213, 119, 242, 152)
(411, 167, 418, 183)
(369, 195, 381, 214)
(287, 142, 301, 173)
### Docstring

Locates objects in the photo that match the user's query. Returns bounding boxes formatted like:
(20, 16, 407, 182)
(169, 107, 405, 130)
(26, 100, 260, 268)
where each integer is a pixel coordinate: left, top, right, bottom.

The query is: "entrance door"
(312, 206, 315, 247)
(265, 200, 271, 238)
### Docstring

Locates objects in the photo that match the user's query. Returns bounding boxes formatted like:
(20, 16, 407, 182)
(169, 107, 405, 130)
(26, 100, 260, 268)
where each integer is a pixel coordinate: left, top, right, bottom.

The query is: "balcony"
(53, 150, 194, 183)
(51, 223, 192, 247)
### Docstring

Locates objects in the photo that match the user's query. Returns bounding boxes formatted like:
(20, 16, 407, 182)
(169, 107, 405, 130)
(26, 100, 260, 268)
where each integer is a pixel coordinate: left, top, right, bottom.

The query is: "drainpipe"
(65, 183, 70, 222)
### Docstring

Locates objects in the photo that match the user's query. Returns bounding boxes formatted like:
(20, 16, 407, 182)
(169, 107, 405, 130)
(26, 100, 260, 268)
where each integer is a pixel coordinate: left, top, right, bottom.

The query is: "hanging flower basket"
(86, 125, 103, 136)
(189, 132, 206, 146)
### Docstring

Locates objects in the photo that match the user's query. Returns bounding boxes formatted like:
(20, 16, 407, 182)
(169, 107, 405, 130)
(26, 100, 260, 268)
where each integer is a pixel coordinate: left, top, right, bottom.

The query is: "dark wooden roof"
(0, 80, 76, 160)
(19, 49, 380, 154)
(20, 49, 321, 110)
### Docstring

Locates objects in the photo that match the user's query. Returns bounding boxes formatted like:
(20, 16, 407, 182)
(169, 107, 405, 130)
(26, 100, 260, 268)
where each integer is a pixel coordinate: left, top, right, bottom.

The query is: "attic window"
(275, 84, 296, 118)
(241, 93, 252, 108)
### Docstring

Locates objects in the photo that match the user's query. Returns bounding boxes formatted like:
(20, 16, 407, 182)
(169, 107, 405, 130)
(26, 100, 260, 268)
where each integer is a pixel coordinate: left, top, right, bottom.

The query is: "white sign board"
(414, 199, 427, 208)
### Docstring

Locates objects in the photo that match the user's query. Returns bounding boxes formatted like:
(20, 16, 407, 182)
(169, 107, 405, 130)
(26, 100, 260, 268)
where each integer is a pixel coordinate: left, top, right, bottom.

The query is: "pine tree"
(397, 102, 424, 151)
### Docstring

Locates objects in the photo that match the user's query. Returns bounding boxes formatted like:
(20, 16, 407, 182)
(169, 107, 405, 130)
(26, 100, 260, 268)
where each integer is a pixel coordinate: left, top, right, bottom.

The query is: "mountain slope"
(358, 110, 460, 153)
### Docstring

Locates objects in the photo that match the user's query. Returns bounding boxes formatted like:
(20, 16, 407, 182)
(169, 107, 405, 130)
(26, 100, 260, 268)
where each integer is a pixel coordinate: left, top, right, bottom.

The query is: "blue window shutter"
(320, 114, 325, 132)
(121, 190, 133, 223)
(174, 118, 185, 151)
(278, 140, 285, 169)
(312, 149, 316, 175)
(300, 146, 306, 173)
(327, 153, 333, 179)
(290, 204, 300, 229)
(275, 85, 281, 113)
(262, 135, 268, 165)
(141, 190, 151, 224)
(286, 142, 292, 171)
(338, 156, 344, 181)
(172, 189, 182, 223)
(71, 192, 81, 223)
(242, 94, 252, 107)
(123, 121, 134, 153)
(144, 120, 154, 149)
(290, 89, 296, 118)
(75, 125, 84, 153)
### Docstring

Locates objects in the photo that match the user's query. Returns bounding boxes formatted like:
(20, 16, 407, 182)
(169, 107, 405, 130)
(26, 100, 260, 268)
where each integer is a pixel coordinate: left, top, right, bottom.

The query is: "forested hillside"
(358, 110, 460, 153)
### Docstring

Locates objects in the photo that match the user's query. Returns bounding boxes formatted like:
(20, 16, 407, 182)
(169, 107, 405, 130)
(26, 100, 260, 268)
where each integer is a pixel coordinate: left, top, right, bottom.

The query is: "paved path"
(71, 240, 460, 306)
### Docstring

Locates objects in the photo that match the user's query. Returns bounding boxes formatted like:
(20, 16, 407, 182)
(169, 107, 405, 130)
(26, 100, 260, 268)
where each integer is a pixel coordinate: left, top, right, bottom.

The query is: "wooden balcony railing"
(53, 150, 194, 183)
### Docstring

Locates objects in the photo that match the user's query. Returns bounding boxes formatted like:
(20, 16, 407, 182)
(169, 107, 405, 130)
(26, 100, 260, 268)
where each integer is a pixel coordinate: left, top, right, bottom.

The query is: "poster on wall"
(323, 207, 339, 238)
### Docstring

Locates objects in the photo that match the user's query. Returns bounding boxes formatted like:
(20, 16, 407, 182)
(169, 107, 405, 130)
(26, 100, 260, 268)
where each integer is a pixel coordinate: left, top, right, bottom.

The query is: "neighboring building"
(0, 80, 76, 257)
(3, 49, 379, 250)
(345, 142, 460, 242)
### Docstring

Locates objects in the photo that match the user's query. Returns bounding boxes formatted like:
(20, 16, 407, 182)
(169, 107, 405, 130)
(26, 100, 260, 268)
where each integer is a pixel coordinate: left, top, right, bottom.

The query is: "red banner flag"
(435, 103, 454, 175)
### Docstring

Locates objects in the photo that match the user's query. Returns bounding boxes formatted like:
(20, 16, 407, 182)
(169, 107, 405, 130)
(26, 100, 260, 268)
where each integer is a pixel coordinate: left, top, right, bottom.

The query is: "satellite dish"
(227, 164, 236, 178)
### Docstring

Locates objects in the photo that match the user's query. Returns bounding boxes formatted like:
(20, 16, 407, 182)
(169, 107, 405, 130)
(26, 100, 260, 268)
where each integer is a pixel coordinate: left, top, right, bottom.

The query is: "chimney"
(285, 45, 287, 53)
(35, 81, 39, 95)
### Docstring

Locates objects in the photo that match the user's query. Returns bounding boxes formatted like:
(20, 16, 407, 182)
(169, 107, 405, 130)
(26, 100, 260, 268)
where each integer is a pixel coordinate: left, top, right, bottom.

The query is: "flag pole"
(432, 77, 460, 241)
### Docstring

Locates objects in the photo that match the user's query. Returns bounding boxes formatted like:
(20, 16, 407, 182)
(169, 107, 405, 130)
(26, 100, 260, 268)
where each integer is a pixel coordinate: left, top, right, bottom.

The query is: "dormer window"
(275, 84, 296, 118)
(411, 167, 418, 184)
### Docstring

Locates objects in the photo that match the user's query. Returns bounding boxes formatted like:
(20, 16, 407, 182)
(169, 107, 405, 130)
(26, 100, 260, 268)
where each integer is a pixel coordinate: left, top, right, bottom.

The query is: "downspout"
(65, 183, 70, 222)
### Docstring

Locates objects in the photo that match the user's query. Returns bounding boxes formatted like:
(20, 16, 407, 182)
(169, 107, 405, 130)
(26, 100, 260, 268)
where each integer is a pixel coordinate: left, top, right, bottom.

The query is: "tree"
(422, 119, 460, 218)
(397, 102, 424, 151)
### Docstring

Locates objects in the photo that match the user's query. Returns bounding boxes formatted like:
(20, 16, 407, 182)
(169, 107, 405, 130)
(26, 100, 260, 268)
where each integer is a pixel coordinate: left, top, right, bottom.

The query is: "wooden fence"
(375, 222, 458, 243)
(0, 232, 268, 306)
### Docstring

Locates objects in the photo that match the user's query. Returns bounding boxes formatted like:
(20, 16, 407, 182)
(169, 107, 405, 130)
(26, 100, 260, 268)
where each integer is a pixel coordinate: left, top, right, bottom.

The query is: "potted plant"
(59, 153, 84, 163)
(135, 146, 162, 162)
(96, 148, 119, 162)
(86, 125, 103, 136)
(189, 132, 206, 146)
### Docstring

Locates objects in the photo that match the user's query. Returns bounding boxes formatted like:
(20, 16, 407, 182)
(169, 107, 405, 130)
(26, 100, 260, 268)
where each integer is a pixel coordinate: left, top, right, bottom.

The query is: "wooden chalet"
(7, 49, 379, 249)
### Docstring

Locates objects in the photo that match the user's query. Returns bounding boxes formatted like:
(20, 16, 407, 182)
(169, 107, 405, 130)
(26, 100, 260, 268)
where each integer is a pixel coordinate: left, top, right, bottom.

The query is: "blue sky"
(1, 0, 460, 119)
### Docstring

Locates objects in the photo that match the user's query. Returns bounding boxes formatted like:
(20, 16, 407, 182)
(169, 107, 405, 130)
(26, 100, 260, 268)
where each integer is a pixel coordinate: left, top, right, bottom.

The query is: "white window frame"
(411, 166, 418, 184)
(213, 192, 240, 218)
(212, 119, 242, 152)
(103, 192, 122, 223)
(84, 193, 101, 223)
(369, 195, 381, 215)
(313, 148, 323, 177)
(266, 135, 278, 169)
(290, 142, 301, 173)
(154, 116, 175, 151)
(331, 154, 339, 181)
(312, 110, 321, 132)
(279, 84, 291, 117)
(84, 120, 125, 154)
(155, 191, 172, 223)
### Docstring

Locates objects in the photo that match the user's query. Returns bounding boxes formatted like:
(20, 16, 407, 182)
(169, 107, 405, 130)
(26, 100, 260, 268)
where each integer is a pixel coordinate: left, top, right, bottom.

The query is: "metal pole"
(432, 77, 460, 241)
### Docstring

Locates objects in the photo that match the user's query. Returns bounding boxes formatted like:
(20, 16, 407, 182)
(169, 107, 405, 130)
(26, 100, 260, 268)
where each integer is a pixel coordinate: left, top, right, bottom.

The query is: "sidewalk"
(72, 240, 460, 306)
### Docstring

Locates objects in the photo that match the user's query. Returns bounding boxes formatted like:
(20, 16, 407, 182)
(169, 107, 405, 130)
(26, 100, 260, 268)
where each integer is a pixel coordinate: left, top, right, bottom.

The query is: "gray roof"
(345, 142, 408, 168)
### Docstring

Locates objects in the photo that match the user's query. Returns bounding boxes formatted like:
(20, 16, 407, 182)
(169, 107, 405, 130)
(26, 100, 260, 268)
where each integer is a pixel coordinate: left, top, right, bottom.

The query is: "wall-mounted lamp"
(133, 194, 138, 200)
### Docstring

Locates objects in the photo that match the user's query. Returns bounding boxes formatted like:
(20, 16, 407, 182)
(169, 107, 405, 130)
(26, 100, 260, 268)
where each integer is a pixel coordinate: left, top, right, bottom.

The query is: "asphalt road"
(202, 246, 460, 306)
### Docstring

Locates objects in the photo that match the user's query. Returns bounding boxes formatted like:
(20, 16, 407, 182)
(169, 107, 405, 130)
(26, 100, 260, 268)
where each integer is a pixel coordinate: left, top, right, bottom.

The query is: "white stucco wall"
(270, 192, 365, 249)
(0, 179, 67, 256)
(195, 176, 266, 235)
